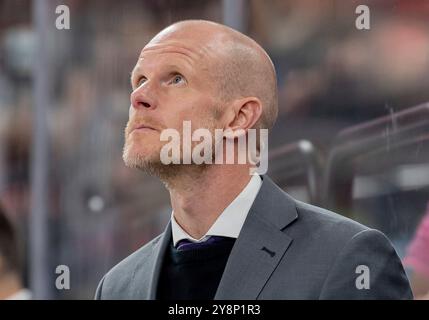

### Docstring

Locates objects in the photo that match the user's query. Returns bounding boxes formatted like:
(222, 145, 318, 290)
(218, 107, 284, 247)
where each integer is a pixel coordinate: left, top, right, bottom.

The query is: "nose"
(130, 85, 156, 110)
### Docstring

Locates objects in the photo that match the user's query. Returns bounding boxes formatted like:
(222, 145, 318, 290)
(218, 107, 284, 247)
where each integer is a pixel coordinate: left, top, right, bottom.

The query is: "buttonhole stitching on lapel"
(261, 246, 276, 257)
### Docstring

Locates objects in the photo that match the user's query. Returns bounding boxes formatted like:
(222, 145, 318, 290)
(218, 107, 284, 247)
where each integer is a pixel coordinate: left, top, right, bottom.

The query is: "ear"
(225, 97, 263, 135)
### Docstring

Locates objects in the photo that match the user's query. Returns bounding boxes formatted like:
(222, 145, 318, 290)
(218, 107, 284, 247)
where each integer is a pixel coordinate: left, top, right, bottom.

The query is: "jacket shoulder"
(293, 199, 370, 241)
(95, 233, 164, 299)
(273, 196, 412, 299)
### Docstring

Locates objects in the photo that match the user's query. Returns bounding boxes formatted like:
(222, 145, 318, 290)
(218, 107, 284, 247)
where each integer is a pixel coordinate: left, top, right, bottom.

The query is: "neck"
(165, 164, 252, 239)
(0, 273, 22, 300)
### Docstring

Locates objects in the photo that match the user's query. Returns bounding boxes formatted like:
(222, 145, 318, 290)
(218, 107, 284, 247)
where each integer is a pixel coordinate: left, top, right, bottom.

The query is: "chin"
(123, 140, 156, 165)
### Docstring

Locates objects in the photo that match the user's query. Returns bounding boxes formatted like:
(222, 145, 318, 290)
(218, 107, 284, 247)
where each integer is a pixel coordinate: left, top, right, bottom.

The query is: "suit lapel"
(130, 222, 172, 299)
(148, 223, 172, 299)
(214, 176, 298, 299)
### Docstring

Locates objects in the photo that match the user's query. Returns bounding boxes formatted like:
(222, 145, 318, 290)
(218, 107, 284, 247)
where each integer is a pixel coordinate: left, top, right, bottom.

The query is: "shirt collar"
(171, 174, 262, 247)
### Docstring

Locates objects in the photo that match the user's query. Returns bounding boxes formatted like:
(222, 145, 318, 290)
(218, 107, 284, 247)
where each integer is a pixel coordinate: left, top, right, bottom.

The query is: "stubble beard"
(122, 122, 218, 188)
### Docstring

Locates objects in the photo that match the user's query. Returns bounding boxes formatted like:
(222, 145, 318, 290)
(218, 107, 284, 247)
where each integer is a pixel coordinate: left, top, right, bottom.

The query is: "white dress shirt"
(171, 174, 262, 247)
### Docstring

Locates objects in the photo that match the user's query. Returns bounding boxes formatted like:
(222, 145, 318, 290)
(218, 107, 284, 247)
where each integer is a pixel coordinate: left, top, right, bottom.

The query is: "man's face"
(123, 38, 222, 172)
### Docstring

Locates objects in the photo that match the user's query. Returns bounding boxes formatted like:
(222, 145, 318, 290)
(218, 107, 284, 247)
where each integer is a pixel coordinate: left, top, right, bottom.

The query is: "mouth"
(130, 124, 158, 134)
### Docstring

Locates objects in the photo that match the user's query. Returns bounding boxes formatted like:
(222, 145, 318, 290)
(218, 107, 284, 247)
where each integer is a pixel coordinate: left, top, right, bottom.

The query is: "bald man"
(95, 20, 412, 300)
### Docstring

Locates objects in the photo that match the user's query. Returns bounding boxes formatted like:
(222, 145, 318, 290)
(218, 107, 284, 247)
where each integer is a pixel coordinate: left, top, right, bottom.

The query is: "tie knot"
(176, 236, 234, 251)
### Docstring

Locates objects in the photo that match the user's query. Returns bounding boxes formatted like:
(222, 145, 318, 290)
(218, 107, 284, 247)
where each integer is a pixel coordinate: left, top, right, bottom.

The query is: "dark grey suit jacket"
(95, 176, 413, 299)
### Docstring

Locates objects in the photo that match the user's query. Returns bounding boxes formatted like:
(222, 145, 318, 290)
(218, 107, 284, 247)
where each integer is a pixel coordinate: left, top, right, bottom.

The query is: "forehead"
(134, 39, 215, 72)
(141, 40, 205, 59)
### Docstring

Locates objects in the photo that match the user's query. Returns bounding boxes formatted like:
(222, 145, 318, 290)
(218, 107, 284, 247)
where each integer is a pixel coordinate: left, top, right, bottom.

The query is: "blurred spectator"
(404, 203, 429, 299)
(0, 204, 31, 300)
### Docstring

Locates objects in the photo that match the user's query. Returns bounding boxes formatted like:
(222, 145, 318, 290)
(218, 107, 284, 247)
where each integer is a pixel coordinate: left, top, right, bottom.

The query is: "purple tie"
(176, 236, 232, 251)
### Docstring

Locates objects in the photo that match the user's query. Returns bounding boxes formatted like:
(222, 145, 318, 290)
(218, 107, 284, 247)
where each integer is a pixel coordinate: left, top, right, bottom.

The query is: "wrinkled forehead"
(141, 25, 227, 62)
(139, 41, 204, 62)
(135, 39, 222, 78)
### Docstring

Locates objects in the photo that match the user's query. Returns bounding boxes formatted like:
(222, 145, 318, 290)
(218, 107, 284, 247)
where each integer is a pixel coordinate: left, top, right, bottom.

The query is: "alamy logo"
(355, 5, 370, 30)
(55, 5, 70, 30)
(159, 121, 268, 175)
(355, 265, 370, 290)
(55, 265, 70, 290)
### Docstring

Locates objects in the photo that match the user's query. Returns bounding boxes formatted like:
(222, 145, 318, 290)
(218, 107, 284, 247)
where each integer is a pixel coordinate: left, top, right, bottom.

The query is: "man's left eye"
(171, 75, 185, 84)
